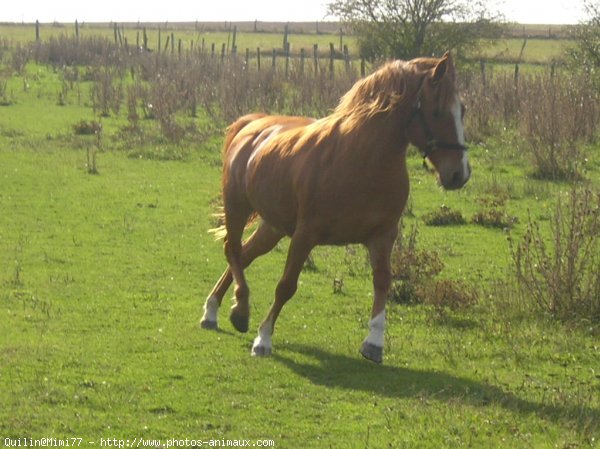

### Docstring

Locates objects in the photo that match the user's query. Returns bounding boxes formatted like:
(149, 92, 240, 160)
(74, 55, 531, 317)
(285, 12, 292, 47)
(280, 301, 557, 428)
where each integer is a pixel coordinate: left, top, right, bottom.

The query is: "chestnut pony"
(201, 52, 470, 363)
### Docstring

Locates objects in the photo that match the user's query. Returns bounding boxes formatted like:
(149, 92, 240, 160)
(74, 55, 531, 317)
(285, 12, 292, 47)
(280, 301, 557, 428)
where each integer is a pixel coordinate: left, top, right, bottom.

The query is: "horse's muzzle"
(441, 162, 471, 190)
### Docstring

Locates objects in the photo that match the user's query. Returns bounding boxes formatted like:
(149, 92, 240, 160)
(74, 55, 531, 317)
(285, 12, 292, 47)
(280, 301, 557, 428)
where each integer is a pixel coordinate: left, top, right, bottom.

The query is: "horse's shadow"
(274, 343, 599, 432)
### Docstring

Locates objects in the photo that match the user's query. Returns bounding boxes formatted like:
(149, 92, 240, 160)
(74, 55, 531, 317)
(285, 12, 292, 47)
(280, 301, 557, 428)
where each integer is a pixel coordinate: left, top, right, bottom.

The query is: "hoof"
(251, 345, 272, 357)
(360, 341, 383, 364)
(200, 319, 218, 330)
(230, 309, 249, 333)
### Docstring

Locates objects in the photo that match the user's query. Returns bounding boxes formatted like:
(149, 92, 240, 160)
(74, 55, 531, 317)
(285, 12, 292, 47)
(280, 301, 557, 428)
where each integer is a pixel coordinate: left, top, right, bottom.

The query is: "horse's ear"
(432, 51, 454, 84)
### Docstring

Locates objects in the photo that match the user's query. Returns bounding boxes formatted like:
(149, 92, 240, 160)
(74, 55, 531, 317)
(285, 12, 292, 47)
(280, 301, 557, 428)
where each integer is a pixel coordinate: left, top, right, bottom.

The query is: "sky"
(0, 0, 587, 25)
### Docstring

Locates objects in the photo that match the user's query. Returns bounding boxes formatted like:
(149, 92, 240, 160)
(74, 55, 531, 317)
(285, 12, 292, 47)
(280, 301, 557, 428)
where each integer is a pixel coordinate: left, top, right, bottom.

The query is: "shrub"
(73, 120, 102, 135)
(390, 221, 444, 304)
(472, 197, 518, 229)
(90, 68, 123, 117)
(510, 186, 600, 323)
(427, 279, 478, 312)
(472, 208, 518, 228)
(518, 73, 599, 180)
(422, 204, 466, 226)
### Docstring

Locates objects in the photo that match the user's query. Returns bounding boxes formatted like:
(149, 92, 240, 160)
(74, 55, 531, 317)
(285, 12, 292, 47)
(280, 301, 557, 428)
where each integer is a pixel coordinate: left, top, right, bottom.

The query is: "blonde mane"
(332, 57, 457, 128)
(333, 61, 417, 121)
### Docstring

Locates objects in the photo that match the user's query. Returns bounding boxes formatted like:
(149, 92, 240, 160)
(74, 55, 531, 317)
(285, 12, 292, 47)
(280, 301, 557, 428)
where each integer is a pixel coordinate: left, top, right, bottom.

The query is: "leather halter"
(407, 101, 468, 159)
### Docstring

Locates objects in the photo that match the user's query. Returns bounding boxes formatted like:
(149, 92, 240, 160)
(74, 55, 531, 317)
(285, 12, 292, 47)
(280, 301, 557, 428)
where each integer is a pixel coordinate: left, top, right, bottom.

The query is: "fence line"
(28, 20, 367, 77)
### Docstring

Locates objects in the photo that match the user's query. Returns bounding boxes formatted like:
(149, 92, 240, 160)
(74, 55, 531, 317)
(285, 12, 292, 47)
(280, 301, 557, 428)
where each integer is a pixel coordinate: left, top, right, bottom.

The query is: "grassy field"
(1, 28, 599, 449)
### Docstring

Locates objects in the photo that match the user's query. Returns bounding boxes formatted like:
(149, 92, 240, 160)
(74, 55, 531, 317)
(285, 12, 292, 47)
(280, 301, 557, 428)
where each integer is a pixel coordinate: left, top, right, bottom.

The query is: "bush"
(472, 197, 518, 229)
(390, 221, 444, 304)
(73, 120, 102, 135)
(422, 205, 466, 226)
(427, 279, 478, 312)
(511, 186, 600, 323)
(518, 74, 599, 180)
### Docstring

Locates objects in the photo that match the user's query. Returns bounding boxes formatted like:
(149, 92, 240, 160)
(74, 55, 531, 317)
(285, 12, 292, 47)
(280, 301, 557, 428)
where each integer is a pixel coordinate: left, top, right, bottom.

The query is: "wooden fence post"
(35, 20, 40, 42)
(329, 43, 335, 77)
(285, 42, 290, 78)
(479, 60, 486, 90)
(343, 45, 349, 70)
(272, 48, 277, 70)
(158, 28, 161, 53)
(257, 47, 261, 70)
(75, 20, 79, 40)
(313, 44, 318, 74)
(283, 23, 289, 50)
(300, 48, 305, 75)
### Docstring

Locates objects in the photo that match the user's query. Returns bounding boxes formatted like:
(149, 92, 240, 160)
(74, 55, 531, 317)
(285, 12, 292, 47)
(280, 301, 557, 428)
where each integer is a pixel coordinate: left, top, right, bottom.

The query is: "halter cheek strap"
(407, 101, 468, 159)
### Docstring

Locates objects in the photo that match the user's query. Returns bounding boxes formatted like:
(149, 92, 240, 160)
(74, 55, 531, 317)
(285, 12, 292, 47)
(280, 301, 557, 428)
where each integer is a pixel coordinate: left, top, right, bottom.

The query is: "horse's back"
(221, 114, 315, 234)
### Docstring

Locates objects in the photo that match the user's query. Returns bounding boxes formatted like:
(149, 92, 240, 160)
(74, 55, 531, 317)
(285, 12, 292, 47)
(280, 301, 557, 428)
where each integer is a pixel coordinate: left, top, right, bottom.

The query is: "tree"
(571, 1, 600, 81)
(327, 0, 502, 61)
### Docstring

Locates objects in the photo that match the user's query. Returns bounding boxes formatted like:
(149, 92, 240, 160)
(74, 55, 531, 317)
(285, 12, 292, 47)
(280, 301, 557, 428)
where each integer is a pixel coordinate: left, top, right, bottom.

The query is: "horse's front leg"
(360, 229, 397, 364)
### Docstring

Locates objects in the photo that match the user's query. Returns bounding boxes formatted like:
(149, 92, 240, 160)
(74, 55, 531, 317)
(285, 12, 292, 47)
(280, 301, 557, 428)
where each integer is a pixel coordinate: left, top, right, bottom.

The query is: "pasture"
(1, 23, 599, 448)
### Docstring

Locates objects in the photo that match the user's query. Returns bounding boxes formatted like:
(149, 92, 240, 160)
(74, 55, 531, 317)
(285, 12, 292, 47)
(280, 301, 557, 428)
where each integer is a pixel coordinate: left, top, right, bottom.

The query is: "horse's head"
(407, 52, 470, 190)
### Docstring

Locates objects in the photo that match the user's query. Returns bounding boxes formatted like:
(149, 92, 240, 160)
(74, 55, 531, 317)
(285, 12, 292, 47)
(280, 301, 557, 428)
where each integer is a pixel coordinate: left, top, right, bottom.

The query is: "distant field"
(0, 21, 575, 64)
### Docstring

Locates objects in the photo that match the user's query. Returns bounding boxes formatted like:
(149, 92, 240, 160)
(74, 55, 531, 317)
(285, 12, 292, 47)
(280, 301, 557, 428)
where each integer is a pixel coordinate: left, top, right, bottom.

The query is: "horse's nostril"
(452, 171, 461, 185)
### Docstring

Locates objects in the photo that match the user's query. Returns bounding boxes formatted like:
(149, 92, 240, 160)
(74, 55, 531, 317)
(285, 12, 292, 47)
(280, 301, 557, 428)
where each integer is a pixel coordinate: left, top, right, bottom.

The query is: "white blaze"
(451, 95, 469, 178)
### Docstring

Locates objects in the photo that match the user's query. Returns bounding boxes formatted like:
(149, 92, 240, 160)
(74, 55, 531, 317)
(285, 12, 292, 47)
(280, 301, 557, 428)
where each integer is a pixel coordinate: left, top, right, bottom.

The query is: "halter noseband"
(407, 101, 468, 159)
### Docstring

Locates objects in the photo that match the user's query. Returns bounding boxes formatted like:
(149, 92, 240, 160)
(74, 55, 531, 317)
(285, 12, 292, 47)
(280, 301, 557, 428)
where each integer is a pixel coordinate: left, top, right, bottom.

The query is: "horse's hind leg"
(252, 229, 314, 356)
(201, 221, 284, 330)
(222, 204, 253, 332)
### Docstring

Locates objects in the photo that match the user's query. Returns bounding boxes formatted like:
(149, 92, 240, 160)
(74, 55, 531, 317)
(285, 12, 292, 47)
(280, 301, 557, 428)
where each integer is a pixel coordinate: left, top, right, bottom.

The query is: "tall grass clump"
(390, 221, 444, 304)
(518, 73, 599, 180)
(511, 186, 600, 323)
(460, 67, 599, 180)
(390, 221, 478, 312)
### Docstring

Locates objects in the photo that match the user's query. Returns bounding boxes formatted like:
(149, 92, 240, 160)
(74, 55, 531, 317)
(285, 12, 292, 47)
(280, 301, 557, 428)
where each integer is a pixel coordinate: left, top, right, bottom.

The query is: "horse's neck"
(339, 110, 409, 159)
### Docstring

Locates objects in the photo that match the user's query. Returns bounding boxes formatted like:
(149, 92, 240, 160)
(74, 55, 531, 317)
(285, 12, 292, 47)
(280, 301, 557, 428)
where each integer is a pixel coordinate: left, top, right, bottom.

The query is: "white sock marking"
(202, 295, 220, 323)
(252, 318, 273, 353)
(364, 309, 386, 348)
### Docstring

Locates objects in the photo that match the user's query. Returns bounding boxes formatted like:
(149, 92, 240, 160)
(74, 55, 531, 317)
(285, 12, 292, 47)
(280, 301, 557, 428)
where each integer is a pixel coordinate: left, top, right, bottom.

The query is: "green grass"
(1, 62, 599, 448)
